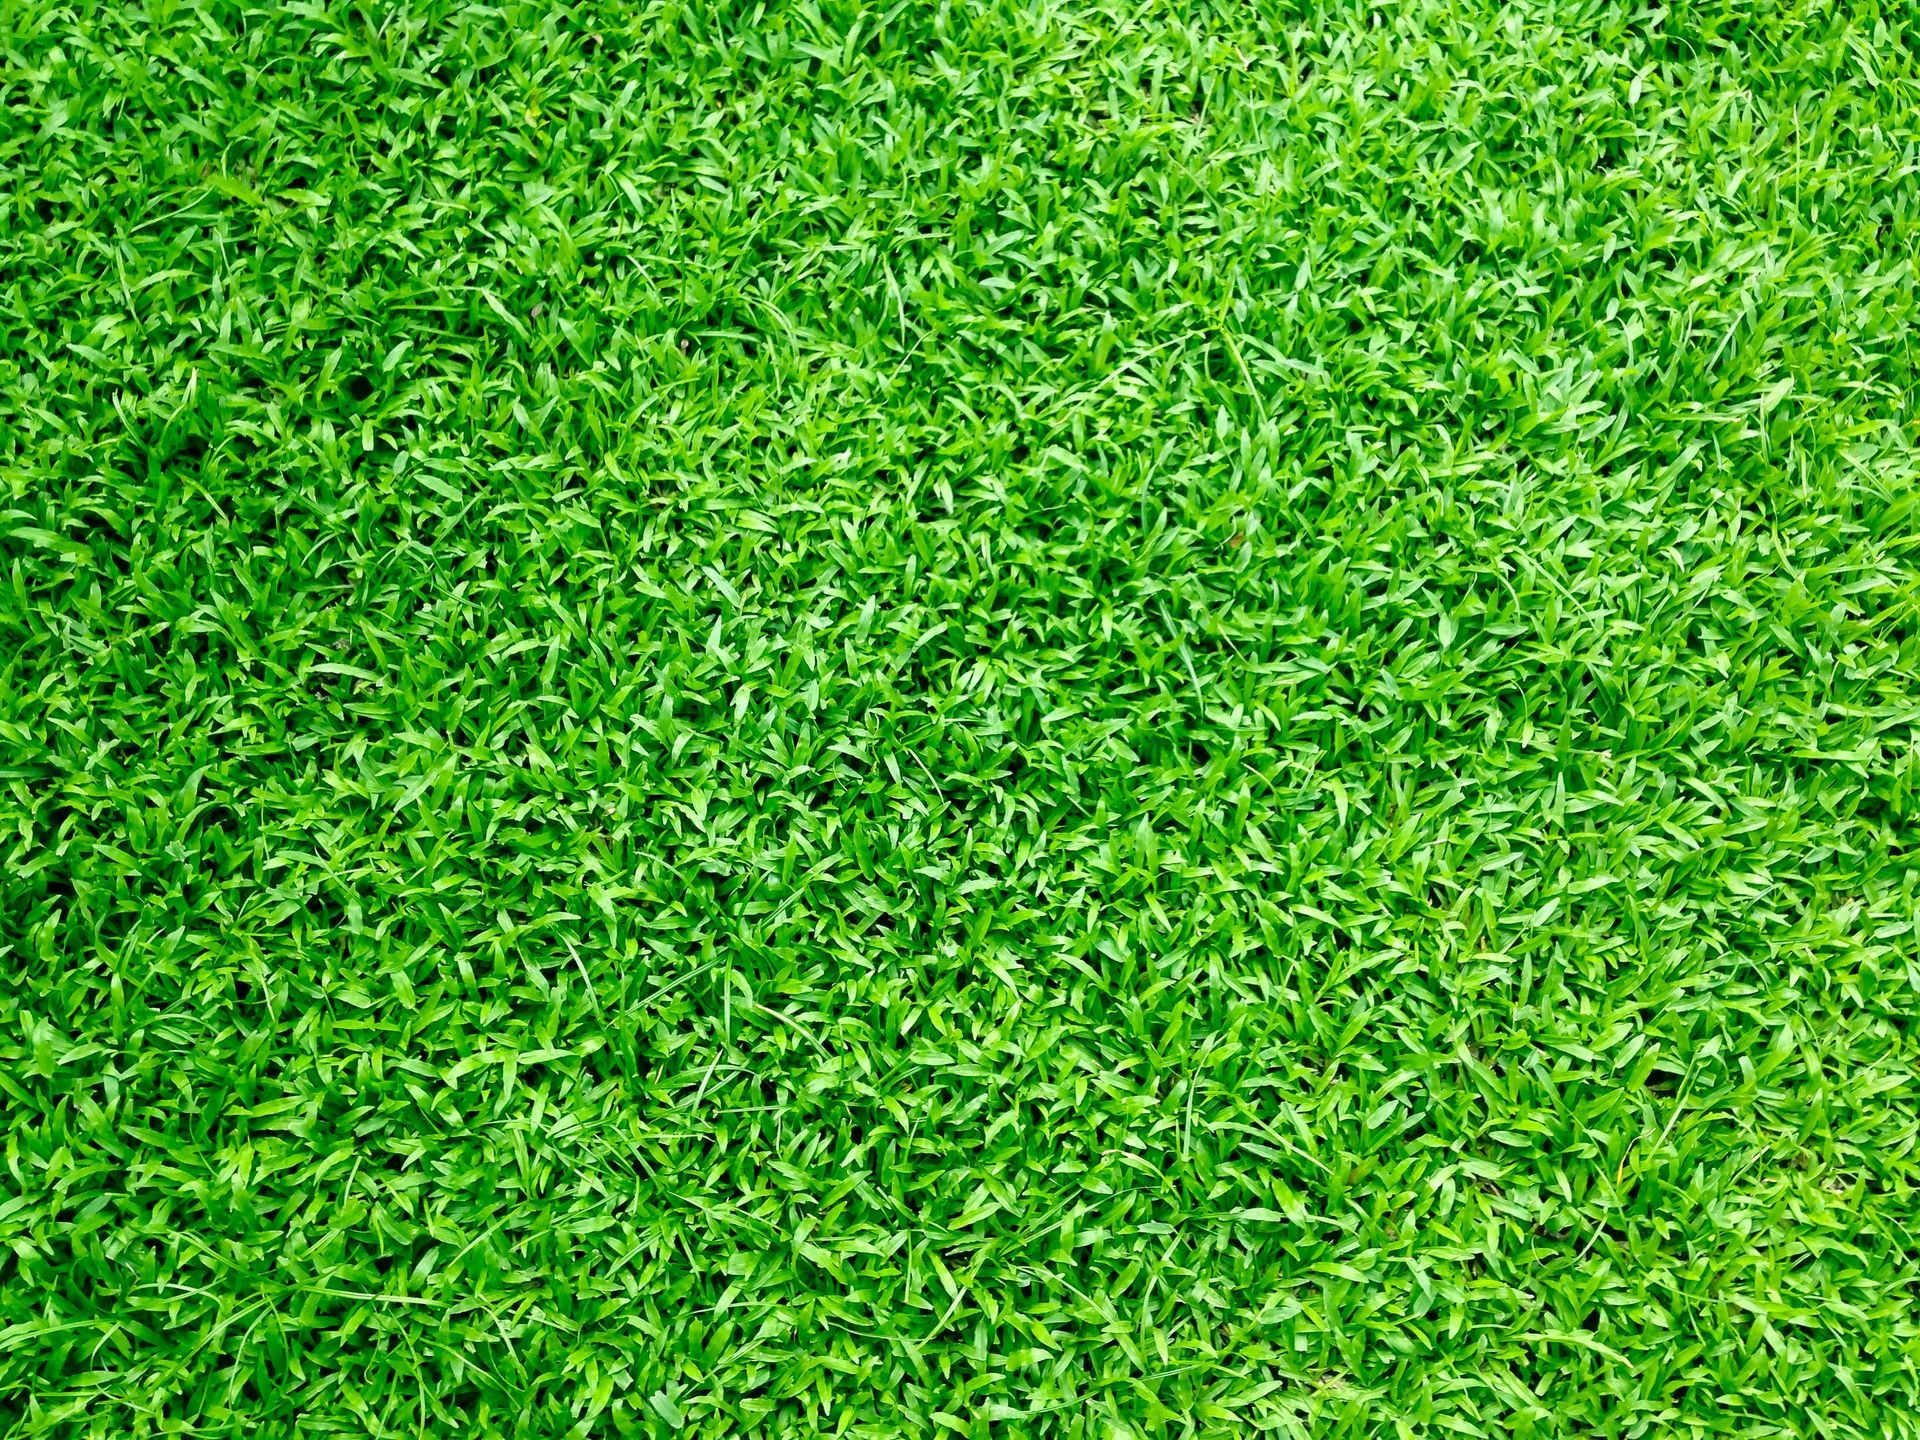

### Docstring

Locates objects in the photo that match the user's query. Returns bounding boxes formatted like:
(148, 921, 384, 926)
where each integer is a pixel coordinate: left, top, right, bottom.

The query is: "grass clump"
(4, 1, 1920, 1436)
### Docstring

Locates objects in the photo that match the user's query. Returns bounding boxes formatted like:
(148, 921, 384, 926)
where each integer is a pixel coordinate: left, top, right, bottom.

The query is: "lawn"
(3, 1, 1920, 1436)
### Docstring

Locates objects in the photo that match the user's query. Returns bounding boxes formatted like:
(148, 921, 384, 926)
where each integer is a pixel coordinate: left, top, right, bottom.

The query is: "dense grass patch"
(4, 0, 1920, 1435)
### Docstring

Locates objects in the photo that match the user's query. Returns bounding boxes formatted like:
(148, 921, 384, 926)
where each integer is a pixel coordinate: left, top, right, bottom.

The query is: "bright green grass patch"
(4, 1, 1920, 1436)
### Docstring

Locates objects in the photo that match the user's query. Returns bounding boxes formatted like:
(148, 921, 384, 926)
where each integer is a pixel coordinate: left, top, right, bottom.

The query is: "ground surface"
(3, 2, 1920, 1436)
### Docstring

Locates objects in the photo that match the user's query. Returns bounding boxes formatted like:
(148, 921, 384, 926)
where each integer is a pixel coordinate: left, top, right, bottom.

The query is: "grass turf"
(4, 0, 1920, 1435)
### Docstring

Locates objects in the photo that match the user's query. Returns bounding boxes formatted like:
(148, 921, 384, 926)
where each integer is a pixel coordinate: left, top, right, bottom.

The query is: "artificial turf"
(3, 0, 1920, 1435)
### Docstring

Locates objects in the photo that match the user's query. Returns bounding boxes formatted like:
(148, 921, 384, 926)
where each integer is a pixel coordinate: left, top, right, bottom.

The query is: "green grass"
(4, 0, 1920, 1435)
